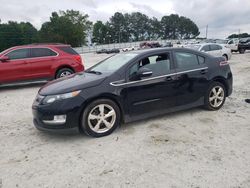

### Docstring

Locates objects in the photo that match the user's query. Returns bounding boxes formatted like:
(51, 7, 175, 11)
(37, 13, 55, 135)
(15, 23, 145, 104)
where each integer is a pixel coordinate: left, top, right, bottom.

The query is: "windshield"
(186, 45, 201, 50)
(89, 53, 138, 73)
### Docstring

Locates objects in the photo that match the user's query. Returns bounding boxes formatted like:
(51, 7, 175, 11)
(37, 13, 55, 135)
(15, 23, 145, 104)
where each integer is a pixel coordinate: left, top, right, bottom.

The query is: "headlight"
(42, 90, 81, 104)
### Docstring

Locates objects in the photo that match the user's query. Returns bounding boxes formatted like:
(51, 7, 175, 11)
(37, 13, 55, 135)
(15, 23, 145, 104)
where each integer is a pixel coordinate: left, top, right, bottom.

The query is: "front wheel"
(81, 99, 120, 137)
(204, 82, 226, 111)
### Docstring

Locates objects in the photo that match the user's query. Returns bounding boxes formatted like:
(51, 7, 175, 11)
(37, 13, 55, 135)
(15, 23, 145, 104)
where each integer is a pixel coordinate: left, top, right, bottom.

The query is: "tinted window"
(58, 46, 78, 55)
(175, 52, 199, 69)
(6, 49, 30, 60)
(201, 45, 210, 52)
(90, 53, 137, 73)
(129, 53, 171, 81)
(210, 44, 222, 51)
(31, 48, 57, 58)
(198, 56, 205, 64)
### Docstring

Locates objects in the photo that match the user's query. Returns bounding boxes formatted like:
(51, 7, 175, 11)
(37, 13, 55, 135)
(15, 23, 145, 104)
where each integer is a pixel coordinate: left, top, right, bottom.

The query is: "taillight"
(74, 55, 82, 64)
(220, 61, 229, 66)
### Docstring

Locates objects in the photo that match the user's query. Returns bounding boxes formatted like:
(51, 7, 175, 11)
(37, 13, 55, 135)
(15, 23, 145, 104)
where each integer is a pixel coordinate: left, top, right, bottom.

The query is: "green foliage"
(0, 10, 200, 51)
(0, 21, 38, 51)
(92, 12, 200, 44)
(39, 10, 92, 47)
(228, 33, 250, 39)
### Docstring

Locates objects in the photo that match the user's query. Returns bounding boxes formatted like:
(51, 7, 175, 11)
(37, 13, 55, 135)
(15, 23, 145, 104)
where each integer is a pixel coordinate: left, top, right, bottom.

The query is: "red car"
(0, 44, 84, 85)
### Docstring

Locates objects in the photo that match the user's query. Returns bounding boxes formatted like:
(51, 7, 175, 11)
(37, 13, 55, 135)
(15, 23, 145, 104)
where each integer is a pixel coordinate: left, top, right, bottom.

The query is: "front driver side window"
(129, 53, 171, 81)
(6, 49, 30, 60)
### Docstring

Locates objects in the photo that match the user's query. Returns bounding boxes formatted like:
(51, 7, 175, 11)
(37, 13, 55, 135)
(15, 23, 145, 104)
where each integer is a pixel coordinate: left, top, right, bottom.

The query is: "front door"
(121, 52, 177, 119)
(0, 48, 31, 83)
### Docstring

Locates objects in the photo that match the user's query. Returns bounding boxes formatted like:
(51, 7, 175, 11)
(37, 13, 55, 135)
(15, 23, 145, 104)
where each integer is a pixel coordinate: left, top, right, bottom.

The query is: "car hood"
(39, 72, 108, 96)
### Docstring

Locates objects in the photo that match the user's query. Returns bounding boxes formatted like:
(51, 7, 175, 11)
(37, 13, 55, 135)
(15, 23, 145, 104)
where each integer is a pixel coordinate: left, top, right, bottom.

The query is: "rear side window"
(198, 56, 205, 64)
(30, 48, 57, 58)
(175, 52, 199, 69)
(210, 44, 222, 51)
(6, 49, 30, 60)
(57, 46, 78, 55)
(201, 45, 210, 52)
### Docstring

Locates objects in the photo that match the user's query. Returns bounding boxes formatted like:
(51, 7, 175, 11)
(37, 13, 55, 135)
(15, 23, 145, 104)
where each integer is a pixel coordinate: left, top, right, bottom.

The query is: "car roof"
(129, 47, 206, 56)
(12, 43, 70, 49)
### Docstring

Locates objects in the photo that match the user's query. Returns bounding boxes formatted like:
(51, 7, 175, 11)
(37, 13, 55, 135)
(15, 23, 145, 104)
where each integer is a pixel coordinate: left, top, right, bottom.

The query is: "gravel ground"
(0, 52, 250, 188)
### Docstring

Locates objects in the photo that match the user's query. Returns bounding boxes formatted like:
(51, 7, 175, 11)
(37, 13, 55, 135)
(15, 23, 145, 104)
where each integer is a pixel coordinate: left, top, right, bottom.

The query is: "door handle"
(200, 69, 208, 74)
(166, 76, 173, 81)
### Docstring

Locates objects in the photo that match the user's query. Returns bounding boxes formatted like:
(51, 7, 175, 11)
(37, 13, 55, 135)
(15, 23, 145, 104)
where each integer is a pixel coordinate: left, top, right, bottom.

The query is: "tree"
(39, 10, 92, 47)
(160, 14, 199, 40)
(0, 21, 38, 51)
(92, 21, 109, 44)
(228, 33, 250, 39)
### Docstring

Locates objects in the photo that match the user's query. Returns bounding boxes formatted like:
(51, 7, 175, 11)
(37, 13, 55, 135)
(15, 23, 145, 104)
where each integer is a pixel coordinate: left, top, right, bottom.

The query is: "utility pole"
(205, 25, 208, 39)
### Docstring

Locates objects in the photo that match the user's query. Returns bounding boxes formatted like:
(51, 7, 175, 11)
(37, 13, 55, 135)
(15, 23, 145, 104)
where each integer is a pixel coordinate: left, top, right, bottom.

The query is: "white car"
(187, 43, 232, 60)
(226, 38, 239, 52)
(122, 46, 135, 52)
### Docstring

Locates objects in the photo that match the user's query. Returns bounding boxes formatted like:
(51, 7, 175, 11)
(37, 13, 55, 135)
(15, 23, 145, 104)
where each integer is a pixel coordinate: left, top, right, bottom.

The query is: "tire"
(239, 48, 245, 54)
(55, 68, 74, 79)
(204, 82, 226, 111)
(222, 54, 228, 61)
(81, 99, 121, 137)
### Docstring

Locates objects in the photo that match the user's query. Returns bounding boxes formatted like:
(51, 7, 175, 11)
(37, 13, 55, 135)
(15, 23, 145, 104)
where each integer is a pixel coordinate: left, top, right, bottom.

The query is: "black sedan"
(32, 48, 233, 137)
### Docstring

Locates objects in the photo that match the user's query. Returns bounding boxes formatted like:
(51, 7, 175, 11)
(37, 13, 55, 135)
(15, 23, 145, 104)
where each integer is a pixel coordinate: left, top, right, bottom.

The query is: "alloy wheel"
(209, 86, 225, 108)
(87, 104, 116, 134)
(60, 71, 72, 77)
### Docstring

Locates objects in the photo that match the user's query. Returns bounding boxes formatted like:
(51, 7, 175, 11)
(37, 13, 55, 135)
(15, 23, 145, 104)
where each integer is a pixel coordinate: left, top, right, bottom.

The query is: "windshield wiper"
(85, 70, 102, 75)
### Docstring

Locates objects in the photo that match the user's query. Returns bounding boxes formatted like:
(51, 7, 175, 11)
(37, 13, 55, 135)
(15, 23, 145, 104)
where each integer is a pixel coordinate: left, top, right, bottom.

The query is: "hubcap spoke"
(104, 110, 115, 118)
(99, 105, 105, 116)
(217, 88, 223, 95)
(93, 120, 102, 131)
(212, 88, 217, 95)
(89, 114, 99, 120)
(103, 119, 112, 129)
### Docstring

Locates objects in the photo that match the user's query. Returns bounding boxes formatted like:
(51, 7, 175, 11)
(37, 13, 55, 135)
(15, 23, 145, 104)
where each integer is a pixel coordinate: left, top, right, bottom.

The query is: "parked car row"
(0, 43, 233, 137)
(96, 48, 120, 54)
(186, 43, 232, 60)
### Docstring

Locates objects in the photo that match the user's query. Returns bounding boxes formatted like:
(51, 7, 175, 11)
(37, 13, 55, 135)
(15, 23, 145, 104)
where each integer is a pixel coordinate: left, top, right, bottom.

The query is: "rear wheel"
(81, 99, 120, 137)
(55, 68, 74, 79)
(239, 48, 245, 54)
(204, 82, 226, 111)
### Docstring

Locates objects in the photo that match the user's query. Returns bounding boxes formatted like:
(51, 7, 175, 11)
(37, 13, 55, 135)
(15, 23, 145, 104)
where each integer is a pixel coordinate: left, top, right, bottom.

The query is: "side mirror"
(137, 67, 153, 78)
(0, 56, 10, 62)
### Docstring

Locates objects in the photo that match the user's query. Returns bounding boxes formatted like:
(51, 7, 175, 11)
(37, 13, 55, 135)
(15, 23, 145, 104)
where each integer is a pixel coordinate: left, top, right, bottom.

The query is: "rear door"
(173, 51, 209, 106)
(0, 48, 31, 83)
(29, 48, 58, 79)
(209, 44, 223, 57)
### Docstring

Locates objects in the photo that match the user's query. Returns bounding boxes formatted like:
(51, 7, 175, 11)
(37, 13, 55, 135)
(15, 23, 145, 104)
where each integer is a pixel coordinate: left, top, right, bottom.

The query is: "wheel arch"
(211, 76, 229, 96)
(54, 65, 75, 78)
(78, 93, 125, 131)
(222, 54, 228, 60)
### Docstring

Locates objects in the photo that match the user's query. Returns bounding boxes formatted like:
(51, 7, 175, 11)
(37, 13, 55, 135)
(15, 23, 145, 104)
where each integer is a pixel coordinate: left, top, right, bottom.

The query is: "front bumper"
(32, 95, 85, 132)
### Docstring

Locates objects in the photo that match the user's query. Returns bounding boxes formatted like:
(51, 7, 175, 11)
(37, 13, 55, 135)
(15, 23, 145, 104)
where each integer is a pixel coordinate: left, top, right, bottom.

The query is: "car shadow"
(33, 107, 204, 141)
(121, 107, 203, 131)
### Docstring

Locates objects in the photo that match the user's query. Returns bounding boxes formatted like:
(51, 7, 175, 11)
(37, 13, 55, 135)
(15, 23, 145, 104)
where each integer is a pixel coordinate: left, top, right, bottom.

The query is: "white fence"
(73, 40, 179, 54)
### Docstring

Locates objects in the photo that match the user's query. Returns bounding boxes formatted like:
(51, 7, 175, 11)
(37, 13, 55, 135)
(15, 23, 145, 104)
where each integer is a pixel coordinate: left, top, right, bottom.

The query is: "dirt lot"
(0, 52, 250, 188)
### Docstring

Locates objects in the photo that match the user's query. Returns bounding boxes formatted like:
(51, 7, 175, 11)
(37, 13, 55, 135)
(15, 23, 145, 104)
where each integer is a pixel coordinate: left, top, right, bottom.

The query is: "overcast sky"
(1, 0, 250, 38)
